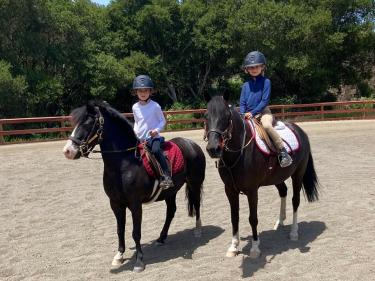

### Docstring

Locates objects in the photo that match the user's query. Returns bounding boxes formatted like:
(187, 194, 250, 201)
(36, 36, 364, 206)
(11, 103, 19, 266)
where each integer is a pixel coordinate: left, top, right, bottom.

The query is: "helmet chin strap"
(139, 96, 151, 103)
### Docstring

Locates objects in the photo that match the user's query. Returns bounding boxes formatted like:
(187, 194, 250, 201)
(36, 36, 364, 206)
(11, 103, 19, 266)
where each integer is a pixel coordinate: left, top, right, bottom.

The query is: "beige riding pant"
(259, 107, 284, 151)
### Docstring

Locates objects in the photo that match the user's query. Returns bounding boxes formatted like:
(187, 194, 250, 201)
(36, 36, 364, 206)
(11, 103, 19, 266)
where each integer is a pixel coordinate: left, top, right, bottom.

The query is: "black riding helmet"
(242, 51, 266, 69)
(132, 75, 154, 89)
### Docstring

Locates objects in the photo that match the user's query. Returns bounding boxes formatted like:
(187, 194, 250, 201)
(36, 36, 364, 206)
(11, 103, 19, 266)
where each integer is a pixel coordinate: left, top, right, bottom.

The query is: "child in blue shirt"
(240, 51, 292, 167)
(132, 75, 174, 188)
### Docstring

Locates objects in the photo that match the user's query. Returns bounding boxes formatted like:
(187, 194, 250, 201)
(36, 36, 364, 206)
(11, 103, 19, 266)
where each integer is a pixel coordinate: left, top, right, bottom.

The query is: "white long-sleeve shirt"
(132, 100, 166, 141)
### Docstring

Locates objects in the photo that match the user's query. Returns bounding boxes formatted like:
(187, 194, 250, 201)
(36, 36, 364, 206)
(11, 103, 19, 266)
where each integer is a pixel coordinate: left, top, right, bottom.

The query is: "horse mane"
(70, 101, 137, 138)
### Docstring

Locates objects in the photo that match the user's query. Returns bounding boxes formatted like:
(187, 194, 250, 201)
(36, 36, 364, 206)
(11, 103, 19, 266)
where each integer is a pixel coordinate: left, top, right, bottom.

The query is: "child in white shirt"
(132, 75, 174, 189)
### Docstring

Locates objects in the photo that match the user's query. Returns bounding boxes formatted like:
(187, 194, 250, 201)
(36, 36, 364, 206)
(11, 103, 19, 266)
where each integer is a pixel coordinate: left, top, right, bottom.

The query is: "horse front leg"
(224, 185, 240, 257)
(247, 189, 261, 259)
(110, 200, 126, 267)
(274, 183, 287, 230)
(156, 194, 177, 245)
(129, 202, 145, 273)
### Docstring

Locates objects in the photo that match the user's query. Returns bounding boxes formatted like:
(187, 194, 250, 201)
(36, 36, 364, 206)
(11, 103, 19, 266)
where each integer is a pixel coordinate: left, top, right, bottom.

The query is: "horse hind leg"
(274, 182, 287, 230)
(247, 190, 261, 259)
(185, 179, 203, 238)
(290, 176, 303, 241)
(156, 194, 177, 245)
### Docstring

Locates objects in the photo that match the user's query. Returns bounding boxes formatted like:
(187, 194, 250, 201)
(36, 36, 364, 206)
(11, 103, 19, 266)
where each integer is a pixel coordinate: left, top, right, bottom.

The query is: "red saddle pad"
(138, 141, 185, 178)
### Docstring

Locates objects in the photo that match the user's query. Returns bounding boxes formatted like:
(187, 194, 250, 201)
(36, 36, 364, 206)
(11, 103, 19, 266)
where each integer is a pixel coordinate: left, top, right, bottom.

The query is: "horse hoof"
(273, 221, 284, 230)
(156, 240, 165, 246)
(133, 262, 145, 273)
(111, 252, 124, 266)
(289, 232, 299, 241)
(249, 250, 261, 259)
(194, 228, 202, 238)
(226, 250, 238, 257)
(111, 258, 124, 267)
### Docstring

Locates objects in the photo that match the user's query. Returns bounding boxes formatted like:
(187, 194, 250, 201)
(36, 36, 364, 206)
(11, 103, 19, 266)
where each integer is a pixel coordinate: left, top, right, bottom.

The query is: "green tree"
(0, 61, 28, 118)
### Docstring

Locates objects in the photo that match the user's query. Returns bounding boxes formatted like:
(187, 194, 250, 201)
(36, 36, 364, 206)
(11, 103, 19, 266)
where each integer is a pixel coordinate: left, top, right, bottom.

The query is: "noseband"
(70, 107, 104, 157)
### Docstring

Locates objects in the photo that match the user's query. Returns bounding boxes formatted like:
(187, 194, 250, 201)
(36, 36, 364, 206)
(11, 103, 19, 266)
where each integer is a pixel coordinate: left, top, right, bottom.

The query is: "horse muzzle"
(63, 140, 80, 160)
(206, 141, 223, 158)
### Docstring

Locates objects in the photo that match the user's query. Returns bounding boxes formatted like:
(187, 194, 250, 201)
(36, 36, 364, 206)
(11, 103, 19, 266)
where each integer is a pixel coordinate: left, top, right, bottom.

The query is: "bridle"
(204, 110, 233, 148)
(69, 107, 137, 158)
(204, 107, 255, 195)
(69, 107, 104, 158)
(204, 109, 253, 153)
(205, 109, 255, 164)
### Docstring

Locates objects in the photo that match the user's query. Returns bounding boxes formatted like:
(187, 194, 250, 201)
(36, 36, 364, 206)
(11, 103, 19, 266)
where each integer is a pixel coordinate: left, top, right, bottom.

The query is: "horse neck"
(228, 111, 247, 149)
(223, 111, 255, 161)
(99, 113, 138, 162)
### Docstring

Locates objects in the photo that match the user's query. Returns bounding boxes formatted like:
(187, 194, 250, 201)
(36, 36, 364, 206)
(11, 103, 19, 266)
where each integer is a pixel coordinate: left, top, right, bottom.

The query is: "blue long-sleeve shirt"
(239, 76, 271, 116)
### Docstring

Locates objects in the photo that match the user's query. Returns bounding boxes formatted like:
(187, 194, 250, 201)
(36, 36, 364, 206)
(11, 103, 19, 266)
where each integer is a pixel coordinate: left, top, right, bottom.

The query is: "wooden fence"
(1, 100, 374, 145)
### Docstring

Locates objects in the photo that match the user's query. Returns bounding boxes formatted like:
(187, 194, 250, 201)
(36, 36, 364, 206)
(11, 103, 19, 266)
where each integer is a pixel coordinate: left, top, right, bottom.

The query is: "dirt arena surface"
(1, 120, 375, 281)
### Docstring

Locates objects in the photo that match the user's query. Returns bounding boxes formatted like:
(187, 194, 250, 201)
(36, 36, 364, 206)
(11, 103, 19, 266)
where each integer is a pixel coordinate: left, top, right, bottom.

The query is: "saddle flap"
(248, 120, 300, 156)
(138, 141, 185, 178)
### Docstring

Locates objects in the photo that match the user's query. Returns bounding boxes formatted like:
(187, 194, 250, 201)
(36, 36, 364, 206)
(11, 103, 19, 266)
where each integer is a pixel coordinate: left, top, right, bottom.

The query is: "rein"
(91, 146, 137, 154)
(217, 117, 254, 169)
(205, 109, 255, 195)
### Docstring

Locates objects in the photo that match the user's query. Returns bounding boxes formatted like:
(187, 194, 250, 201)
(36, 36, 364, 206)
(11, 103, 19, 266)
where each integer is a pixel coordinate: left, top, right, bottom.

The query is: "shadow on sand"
(241, 221, 326, 278)
(110, 225, 224, 273)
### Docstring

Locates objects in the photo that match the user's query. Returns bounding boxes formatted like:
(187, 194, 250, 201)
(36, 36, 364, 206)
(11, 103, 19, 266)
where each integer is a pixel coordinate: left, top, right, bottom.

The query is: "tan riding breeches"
(259, 107, 284, 151)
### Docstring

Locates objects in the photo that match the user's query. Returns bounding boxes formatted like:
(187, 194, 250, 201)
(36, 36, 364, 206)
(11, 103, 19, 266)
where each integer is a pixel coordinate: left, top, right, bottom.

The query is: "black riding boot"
(156, 154, 174, 189)
(278, 147, 293, 168)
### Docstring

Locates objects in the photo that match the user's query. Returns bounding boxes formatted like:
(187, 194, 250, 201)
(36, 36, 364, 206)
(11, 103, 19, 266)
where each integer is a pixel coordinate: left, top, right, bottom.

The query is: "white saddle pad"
(247, 120, 300, 155)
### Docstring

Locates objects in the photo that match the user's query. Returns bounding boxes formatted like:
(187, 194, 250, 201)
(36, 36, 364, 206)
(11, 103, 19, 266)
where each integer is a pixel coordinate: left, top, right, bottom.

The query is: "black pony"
(205, 96, 319, 258)
(63, 101, 206, 272)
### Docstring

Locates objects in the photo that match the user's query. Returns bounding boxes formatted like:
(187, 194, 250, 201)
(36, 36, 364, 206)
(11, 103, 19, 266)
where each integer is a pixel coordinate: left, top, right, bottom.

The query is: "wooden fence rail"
(1, 100, 374, 145)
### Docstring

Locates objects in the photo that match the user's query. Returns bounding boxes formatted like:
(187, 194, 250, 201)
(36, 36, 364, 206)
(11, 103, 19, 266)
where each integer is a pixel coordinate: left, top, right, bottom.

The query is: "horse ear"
(222, 89, 230, 102)
(86, 100, 97, 114)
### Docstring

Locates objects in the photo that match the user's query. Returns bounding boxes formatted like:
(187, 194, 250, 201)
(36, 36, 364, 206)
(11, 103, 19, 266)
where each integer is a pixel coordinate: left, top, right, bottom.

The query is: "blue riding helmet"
(242, 51, 266, 68)
(132, 75, 154, 89)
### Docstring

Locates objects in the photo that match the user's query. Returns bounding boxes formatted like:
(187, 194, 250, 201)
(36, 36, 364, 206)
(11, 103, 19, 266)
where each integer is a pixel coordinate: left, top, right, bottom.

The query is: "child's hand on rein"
(149, 129, 158, 138)
(244, 112, 253, 120)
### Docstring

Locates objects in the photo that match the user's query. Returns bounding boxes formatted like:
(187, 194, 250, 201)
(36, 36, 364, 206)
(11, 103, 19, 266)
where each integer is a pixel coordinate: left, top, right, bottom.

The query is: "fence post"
(320, 105, 324, 120)
(60, 120, 67, 139)
(0, 122, 5, 145)
(363, 103, 366, 119)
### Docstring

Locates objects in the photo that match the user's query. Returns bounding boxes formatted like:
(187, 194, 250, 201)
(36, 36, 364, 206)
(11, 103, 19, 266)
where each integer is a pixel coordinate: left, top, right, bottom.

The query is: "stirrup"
(159, 176, 174, 189)
(278, 152, 293, 168)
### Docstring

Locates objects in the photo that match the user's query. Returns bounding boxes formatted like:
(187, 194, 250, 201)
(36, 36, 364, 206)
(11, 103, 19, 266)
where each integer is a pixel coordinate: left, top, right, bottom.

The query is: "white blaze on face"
(63, 126, 79, 159)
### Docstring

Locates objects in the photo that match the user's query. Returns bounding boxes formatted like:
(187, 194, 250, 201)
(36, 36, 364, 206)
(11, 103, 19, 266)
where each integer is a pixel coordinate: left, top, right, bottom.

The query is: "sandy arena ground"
(1, 120, 375, 280)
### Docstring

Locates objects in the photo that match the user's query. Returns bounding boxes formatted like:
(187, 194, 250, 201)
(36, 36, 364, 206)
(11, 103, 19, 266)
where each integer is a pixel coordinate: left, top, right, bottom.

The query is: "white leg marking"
(274, 197, 287, 230)
(111, 251, 124, 266)
(226, 232, 239, 257)
(249, 238, 261, 259)
(289, 211, 299, 241)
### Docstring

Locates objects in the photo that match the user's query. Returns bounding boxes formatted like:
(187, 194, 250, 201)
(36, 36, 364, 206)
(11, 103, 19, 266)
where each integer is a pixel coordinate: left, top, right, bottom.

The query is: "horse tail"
(185, 181, 203, 217)
(170, 137, 205, 217)
(302, 152, 320, 202)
